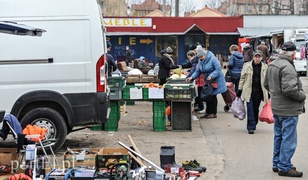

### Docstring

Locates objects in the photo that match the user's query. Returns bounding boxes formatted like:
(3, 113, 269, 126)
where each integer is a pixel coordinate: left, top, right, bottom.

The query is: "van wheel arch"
(20, 107, 67, 153)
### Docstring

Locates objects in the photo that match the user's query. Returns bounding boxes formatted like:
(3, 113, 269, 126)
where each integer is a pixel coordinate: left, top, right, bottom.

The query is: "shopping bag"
(225, 69, 232, 82)
(231, 97, 246, 120)
(259, 99, 274, 124)
(200, 81, 213, 102)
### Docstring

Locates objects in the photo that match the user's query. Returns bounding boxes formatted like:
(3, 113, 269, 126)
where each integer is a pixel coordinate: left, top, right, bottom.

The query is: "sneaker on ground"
(182, 160, 206, 173)
(278, 169, 303, 177)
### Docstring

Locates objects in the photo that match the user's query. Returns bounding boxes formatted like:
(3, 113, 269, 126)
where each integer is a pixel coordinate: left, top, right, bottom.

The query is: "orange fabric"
(22, 124, 47, 142)
(166, 106, 171, 116)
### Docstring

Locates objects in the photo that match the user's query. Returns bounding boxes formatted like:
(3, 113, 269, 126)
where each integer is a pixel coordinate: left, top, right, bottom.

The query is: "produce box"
(64, 148, 100, 168)
(166, 78, 189, 84)
(122, 85, 143, 100)
(164, 87, 196, 101)
(143, 88, 164, 100)
(0, 148, 18, 166)
(73, 166, 96, 178)
(97, 147, 130, 168)
(108, 76, 125, 90)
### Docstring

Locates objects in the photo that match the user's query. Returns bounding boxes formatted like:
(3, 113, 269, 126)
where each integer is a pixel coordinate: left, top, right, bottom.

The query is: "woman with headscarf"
(158, 46, 180, 85)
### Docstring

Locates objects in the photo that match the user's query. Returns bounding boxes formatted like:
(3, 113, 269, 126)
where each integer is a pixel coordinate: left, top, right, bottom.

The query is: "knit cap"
(197, 49, 207, 58)
(166, 46, 173, 54)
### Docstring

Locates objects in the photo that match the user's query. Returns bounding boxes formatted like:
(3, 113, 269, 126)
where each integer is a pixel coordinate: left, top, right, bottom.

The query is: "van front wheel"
(20, 107, 68, 153)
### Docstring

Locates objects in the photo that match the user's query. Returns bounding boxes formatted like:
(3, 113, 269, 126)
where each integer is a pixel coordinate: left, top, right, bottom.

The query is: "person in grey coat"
(264, 41, 306, 177)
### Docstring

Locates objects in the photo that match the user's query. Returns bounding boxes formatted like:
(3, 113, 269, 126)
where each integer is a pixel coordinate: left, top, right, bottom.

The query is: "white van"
(0, 0, 109, 152)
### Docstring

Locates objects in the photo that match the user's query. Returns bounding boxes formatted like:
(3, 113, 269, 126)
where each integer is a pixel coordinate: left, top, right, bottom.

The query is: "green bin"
(152, 101, 166, 132)
(104, 101, 120, 131)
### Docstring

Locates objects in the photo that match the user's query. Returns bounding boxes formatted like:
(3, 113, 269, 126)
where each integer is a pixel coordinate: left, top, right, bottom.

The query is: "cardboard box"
(0, 148, 18, 165)
(97, 147, 129, 168)
(64, 148, 100, 168)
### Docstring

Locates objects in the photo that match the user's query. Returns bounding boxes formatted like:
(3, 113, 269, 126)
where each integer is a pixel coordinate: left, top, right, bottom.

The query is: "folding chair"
(0, 114, 59, 171)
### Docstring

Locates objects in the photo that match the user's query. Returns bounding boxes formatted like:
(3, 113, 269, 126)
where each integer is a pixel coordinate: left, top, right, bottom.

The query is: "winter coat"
(243, 46, 253, 62)
(181, 56, 198, 69)
(238, 61, 268, 103)
(158, 54, 179, 79)
(228, 51, 244, 78)
(107, 54, 117, 75)
(191, 51, 227, 95)
(186, 57, 204, 87)
(264, 54, 306, 116)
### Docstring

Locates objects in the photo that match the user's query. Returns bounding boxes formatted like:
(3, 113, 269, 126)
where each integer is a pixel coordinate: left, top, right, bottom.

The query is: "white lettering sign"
(103, 18, 152, 27)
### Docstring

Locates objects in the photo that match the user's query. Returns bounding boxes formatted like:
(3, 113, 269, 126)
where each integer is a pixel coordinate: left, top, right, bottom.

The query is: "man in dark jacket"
(264, 41, 306, 177)
(257, 41, 270, 63)
(158, 46, 179, 85)
(106, 40, 117, 76)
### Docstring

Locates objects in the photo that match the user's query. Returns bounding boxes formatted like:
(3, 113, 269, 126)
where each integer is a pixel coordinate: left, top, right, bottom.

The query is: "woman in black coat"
(158, 47, 180, 85)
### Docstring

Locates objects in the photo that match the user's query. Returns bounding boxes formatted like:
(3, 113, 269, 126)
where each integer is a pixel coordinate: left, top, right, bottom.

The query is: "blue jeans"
(246, 92, 262, 131)
(272, 114, 298, 172)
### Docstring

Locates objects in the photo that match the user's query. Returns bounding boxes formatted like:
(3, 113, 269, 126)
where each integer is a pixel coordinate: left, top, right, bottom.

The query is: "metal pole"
(118, 141, 164, 172)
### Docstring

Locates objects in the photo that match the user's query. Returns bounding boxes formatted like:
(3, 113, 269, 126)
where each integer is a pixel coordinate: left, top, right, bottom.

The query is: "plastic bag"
(259, 99, 274, 124)
(231, 97, 246, 120)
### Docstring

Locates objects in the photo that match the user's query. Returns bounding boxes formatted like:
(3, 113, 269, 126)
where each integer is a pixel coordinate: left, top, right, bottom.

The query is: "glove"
(237, 90, 242, 98)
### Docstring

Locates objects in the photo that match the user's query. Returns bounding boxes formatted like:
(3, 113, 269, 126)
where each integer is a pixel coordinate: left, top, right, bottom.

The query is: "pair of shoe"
(273, 166, 296, 173)
(278, 168, 303, 177)
(248, 130, 254, 134)
(182, 160, 206, 173)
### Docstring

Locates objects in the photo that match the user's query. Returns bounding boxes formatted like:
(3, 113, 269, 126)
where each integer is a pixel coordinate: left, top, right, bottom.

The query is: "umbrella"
(0, 21, 46, 36)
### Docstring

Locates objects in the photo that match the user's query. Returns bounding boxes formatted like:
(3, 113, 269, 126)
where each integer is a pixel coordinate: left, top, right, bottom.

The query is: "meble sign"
(103, 18, 152, 27)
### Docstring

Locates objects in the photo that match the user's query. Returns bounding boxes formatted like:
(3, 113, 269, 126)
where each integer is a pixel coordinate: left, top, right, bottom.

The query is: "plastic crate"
(143, 88, 148, 100)
(109, 90, 122, 100)
(166, 78, 190, 84)
(108, 76, 125, 90)
(164, 87, 195, 101)
(126, 101, 135, 105)
(152, 101, 166, 132)
(122, 85, 142, 100)
(104, 101, 120, 131)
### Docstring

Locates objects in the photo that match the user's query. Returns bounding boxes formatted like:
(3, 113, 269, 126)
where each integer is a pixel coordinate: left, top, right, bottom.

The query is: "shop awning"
(237, 27, 282, 37)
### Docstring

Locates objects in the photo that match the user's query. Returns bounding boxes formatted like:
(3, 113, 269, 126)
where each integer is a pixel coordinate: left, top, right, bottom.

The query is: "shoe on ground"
(248, 130, 254, 134)
(200, 113, 210, 118)
(278, 169, 303, 177)
(273, 166, 296, 173)
(194, 107, 204, 112)
(182, 160, 206, 173)
(192, 159, 207, 172)
(198, 109, 205, 114)
(205, 114, 217, 119)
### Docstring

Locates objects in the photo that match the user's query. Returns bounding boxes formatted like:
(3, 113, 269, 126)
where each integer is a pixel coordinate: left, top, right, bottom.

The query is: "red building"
(104, 16, 243, 64)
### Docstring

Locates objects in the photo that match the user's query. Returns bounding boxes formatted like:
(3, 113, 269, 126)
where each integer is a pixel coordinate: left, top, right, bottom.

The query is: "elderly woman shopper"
(237, 50, 269, 134)
(158, 46, 180, 85)
(186, 49, 227, 119)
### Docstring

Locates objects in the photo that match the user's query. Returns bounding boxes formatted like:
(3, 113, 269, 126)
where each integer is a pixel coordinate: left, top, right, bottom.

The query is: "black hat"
(189, 45, 197, 50)
(107, 40, 112, 48)
(281, 41, 296, 51)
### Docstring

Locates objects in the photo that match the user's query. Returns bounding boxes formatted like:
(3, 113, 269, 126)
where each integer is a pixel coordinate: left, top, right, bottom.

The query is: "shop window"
(156, 36, 178, 56)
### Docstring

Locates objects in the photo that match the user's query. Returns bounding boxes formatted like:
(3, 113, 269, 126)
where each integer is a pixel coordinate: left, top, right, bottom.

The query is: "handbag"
(225, 70, 232, 82)
(200, 81, 213, 102)
(210, 79, 218, 89)
(231, 97, 246, 120)
(259, 99, 274, 124)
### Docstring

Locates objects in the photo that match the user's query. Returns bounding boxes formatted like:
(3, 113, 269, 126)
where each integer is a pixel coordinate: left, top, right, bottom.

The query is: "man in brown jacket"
(257, 41, 270, 63)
